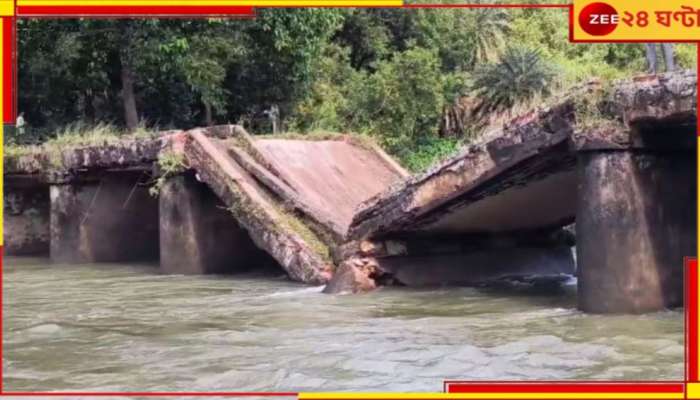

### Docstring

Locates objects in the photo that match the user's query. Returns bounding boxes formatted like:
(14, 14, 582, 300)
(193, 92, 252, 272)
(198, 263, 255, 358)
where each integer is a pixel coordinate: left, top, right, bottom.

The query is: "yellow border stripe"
(299, 393, 683, 399)
(0, 1, 13, 16)
(688, 382, 700, 399)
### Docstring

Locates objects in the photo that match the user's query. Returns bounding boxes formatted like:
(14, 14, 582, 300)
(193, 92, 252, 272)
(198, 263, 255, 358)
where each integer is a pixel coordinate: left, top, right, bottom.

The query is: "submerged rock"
(323, 258, 381, 294)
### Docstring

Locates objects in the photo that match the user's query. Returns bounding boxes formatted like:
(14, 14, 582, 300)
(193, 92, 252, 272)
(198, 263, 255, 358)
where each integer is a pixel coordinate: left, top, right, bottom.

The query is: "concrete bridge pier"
(50, 171, 159, 264)
(4, 181, 50, 256)
(576, 150, 696, 313)
(158, 172, 277, 274)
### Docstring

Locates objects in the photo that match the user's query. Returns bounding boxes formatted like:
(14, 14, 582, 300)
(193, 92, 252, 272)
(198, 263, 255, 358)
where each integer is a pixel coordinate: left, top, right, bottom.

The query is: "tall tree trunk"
(119, 21, 139, 132)
(84, 89, 95, 124)
(661, 43, 675, 72)
(645, 43, 658, 74)
(204, 101, 213, 126)
(120, 57, 138, 132)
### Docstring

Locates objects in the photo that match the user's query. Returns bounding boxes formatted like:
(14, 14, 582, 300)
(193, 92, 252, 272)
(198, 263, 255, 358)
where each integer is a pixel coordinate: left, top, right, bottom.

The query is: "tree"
(232, 8, 344, 127)
(118, 21, 139, 131)
(152, 21, 245, 126)
(15, 9, 697, 152)
(467, 7, 511, 66)
(472, 45, 555, 116)
(349, 47, 451, 153)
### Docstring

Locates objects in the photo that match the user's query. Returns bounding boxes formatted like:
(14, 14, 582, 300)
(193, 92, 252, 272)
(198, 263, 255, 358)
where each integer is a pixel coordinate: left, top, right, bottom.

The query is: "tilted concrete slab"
(182, 129, 335, 284)
(250, 137, 408, 237)
(348, 70, 697, 240)
(348, 106, 578, 239)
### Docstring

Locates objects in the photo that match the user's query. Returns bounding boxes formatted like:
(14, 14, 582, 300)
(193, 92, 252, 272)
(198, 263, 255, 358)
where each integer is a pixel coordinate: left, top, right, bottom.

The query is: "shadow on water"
(477, 275, 577, 303)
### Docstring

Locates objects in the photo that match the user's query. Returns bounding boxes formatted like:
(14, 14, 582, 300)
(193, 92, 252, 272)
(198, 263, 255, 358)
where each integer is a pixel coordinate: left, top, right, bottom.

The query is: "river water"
(3, 257, 684, 393)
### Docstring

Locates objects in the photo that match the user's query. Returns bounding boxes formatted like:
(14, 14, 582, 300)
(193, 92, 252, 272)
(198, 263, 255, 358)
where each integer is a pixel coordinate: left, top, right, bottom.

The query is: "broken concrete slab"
(348, 127, 576, 240)
(348, 70, 698, 241)
(254, 138, 406, 235)
(183, 129, 334, 284)
(220, 128, 407, 239)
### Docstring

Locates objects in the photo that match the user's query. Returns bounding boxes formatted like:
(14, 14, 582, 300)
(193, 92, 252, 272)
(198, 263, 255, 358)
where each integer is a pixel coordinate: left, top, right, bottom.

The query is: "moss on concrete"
(275, 205, 332, 263)
(6, 123, 160, 171)
(149, 151, 189, 197)
(224, 179, 332, 264)
(571, 84, 625, 132)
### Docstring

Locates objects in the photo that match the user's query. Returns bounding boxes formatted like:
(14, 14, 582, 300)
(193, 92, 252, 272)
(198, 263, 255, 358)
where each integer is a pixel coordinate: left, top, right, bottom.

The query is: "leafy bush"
(291, 45, 465, 161)
(399, 136, 461, 173)
(351, 47, 448, 153)
(288, 45, 358, 132)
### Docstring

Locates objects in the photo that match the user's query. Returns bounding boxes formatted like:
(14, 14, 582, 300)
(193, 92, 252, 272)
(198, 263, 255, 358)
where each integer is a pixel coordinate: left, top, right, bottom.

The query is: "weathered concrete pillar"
(159, 173, 276, 274)
(50, 171, 159, 263)
(4, 182, 50, 255)
(577, 151, 696, 313)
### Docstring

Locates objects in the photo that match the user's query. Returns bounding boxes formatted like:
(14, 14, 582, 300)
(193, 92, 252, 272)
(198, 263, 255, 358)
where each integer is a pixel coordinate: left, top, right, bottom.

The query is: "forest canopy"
(16, 8, 697, 171)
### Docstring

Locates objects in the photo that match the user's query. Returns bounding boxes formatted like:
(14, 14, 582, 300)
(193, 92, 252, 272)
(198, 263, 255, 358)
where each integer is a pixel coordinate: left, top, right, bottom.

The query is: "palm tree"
(471, 45, 554, 116)
(466, 6, 511, 67)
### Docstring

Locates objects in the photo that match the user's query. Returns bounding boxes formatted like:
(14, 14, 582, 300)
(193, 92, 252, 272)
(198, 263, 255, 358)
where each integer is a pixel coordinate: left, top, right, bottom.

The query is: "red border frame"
(1, 3, 698, 398)
(443, 382, 687, 393)
(688, 258, 698, 383)
(17, 6, 255, 16)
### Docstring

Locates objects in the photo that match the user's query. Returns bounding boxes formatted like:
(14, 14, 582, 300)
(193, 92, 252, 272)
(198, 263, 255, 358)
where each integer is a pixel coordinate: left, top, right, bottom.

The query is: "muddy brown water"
(3, 257, 683, 394)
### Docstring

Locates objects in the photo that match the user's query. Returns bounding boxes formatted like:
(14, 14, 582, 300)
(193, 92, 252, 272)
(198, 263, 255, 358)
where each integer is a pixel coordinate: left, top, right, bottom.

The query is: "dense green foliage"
(472, 45, 555, 116)
(16, 8, 696, 171)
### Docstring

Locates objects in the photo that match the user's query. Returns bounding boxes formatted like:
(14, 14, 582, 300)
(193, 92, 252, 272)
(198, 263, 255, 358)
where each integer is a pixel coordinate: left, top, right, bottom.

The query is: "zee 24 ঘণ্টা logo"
(578, 2, 621, 36)
(577, 1, 700, 39)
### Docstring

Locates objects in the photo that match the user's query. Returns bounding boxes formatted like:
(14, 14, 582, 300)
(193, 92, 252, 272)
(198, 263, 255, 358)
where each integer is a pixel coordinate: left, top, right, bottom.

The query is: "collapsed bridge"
(4, 71, 697, 313)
